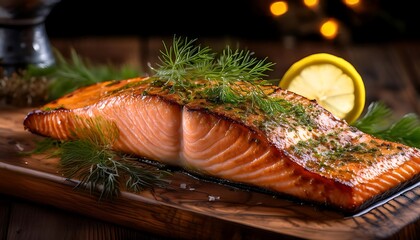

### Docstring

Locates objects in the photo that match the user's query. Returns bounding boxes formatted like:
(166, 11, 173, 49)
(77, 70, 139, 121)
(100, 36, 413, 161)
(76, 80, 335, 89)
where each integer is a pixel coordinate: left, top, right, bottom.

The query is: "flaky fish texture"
(24, 77, 420, 212)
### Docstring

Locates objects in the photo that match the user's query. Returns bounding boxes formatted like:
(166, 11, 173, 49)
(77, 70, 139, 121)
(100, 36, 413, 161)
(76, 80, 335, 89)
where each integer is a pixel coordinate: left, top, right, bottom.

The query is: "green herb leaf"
(46, 49, 142, 100)
(152, 36, 275, 83)
(150, 36, 281, 114)
(352, 101, 420, 148)
(30, 116, 171, 199)
(59, 138, 170, 199)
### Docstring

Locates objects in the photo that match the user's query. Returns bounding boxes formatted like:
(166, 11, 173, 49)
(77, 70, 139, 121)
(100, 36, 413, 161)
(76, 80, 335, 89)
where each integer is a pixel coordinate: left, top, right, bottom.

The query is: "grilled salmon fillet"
(23, 77, 420, 212)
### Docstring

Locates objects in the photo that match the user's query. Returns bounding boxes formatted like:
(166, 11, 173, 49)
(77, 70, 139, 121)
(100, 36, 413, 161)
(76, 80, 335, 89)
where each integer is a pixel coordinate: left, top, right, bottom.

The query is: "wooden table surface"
(1, 36, 419, 240)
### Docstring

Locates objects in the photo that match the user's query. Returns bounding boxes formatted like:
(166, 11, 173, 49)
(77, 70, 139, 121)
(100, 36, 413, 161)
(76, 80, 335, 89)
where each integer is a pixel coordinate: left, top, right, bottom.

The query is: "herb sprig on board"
(352, 102, 420, 148)
(30, 117, 171, 199)
(46, 49, 142, 100)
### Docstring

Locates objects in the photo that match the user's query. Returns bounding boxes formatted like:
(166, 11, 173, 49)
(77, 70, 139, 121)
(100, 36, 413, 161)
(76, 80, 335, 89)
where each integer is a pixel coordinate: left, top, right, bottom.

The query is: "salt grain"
(208, 195, 220, 201)
(15, 143, 24, 151)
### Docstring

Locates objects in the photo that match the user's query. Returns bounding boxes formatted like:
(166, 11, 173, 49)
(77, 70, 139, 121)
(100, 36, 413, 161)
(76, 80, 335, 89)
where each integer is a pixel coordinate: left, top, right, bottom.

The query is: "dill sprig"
(352, 101, 420, 148)
(150, 37, 213, 91)
(150, 36, 281, 110)
(59, 139, 170, 199)
(61, 116, 171, 199)
(46, 49, 142, 101)
(31, 117, 171, 199)
(150, 36, 275, 88)
(214, 46, 274, 82)
(205, 82, 244, 104)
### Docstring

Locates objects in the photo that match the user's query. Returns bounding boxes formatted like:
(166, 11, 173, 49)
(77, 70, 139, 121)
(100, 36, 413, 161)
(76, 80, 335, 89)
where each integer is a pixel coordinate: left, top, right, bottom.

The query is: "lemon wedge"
(279, 53, 365, 124)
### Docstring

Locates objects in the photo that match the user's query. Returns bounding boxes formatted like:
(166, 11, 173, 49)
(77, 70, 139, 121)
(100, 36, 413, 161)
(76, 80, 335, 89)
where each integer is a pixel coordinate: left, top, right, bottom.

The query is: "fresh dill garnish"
(63, 116, 171, 199)
(150, 37, 213, 90)
(214, 46, 275, 82)
(31, 117, 171, 199)
(352, 101, 420, 148)
(205, 82, 244, 104)
(149, 36, 276, 104)
(45, 49, 142, 101)
(59, 139, 170, 199)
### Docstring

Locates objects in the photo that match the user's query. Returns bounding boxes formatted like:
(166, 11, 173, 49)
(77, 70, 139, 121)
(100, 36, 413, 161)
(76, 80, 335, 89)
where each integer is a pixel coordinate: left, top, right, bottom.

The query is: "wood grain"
(1, 107, 419, 240)
(0, 195, 10, 240)
(5, 198, 161, 240)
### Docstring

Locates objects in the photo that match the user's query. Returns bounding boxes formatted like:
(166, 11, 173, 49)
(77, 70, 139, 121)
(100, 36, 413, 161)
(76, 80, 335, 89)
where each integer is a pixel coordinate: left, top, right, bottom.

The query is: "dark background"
(45, 0, 420, 43)
(45, 0, 278, 39)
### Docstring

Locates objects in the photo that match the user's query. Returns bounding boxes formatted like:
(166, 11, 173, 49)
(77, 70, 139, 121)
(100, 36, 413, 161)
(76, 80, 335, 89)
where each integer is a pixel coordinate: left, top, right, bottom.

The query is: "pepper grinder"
(0, 0, 61, 76)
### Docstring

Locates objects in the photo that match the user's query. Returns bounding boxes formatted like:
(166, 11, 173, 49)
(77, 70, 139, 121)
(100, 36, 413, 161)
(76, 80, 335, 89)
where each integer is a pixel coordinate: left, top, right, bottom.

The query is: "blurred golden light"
(320, 19, 339, 40)
(343, 0, 360, 7)
(303, 0, 319, 8)
(270, 1, 288, 16)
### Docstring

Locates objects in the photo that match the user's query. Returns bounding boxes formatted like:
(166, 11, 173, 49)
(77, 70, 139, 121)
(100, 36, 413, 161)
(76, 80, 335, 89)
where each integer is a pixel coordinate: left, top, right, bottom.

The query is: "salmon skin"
(23, 77, 420, 213)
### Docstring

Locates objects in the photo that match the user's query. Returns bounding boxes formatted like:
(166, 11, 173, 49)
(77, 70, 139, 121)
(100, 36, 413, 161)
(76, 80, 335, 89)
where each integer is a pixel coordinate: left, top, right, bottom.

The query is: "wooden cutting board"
(1, 107, 419, 240)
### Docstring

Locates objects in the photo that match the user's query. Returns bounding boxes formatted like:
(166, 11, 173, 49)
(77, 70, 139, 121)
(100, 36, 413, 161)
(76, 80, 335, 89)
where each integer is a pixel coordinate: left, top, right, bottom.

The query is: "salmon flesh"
(23, 77, 420, 212)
